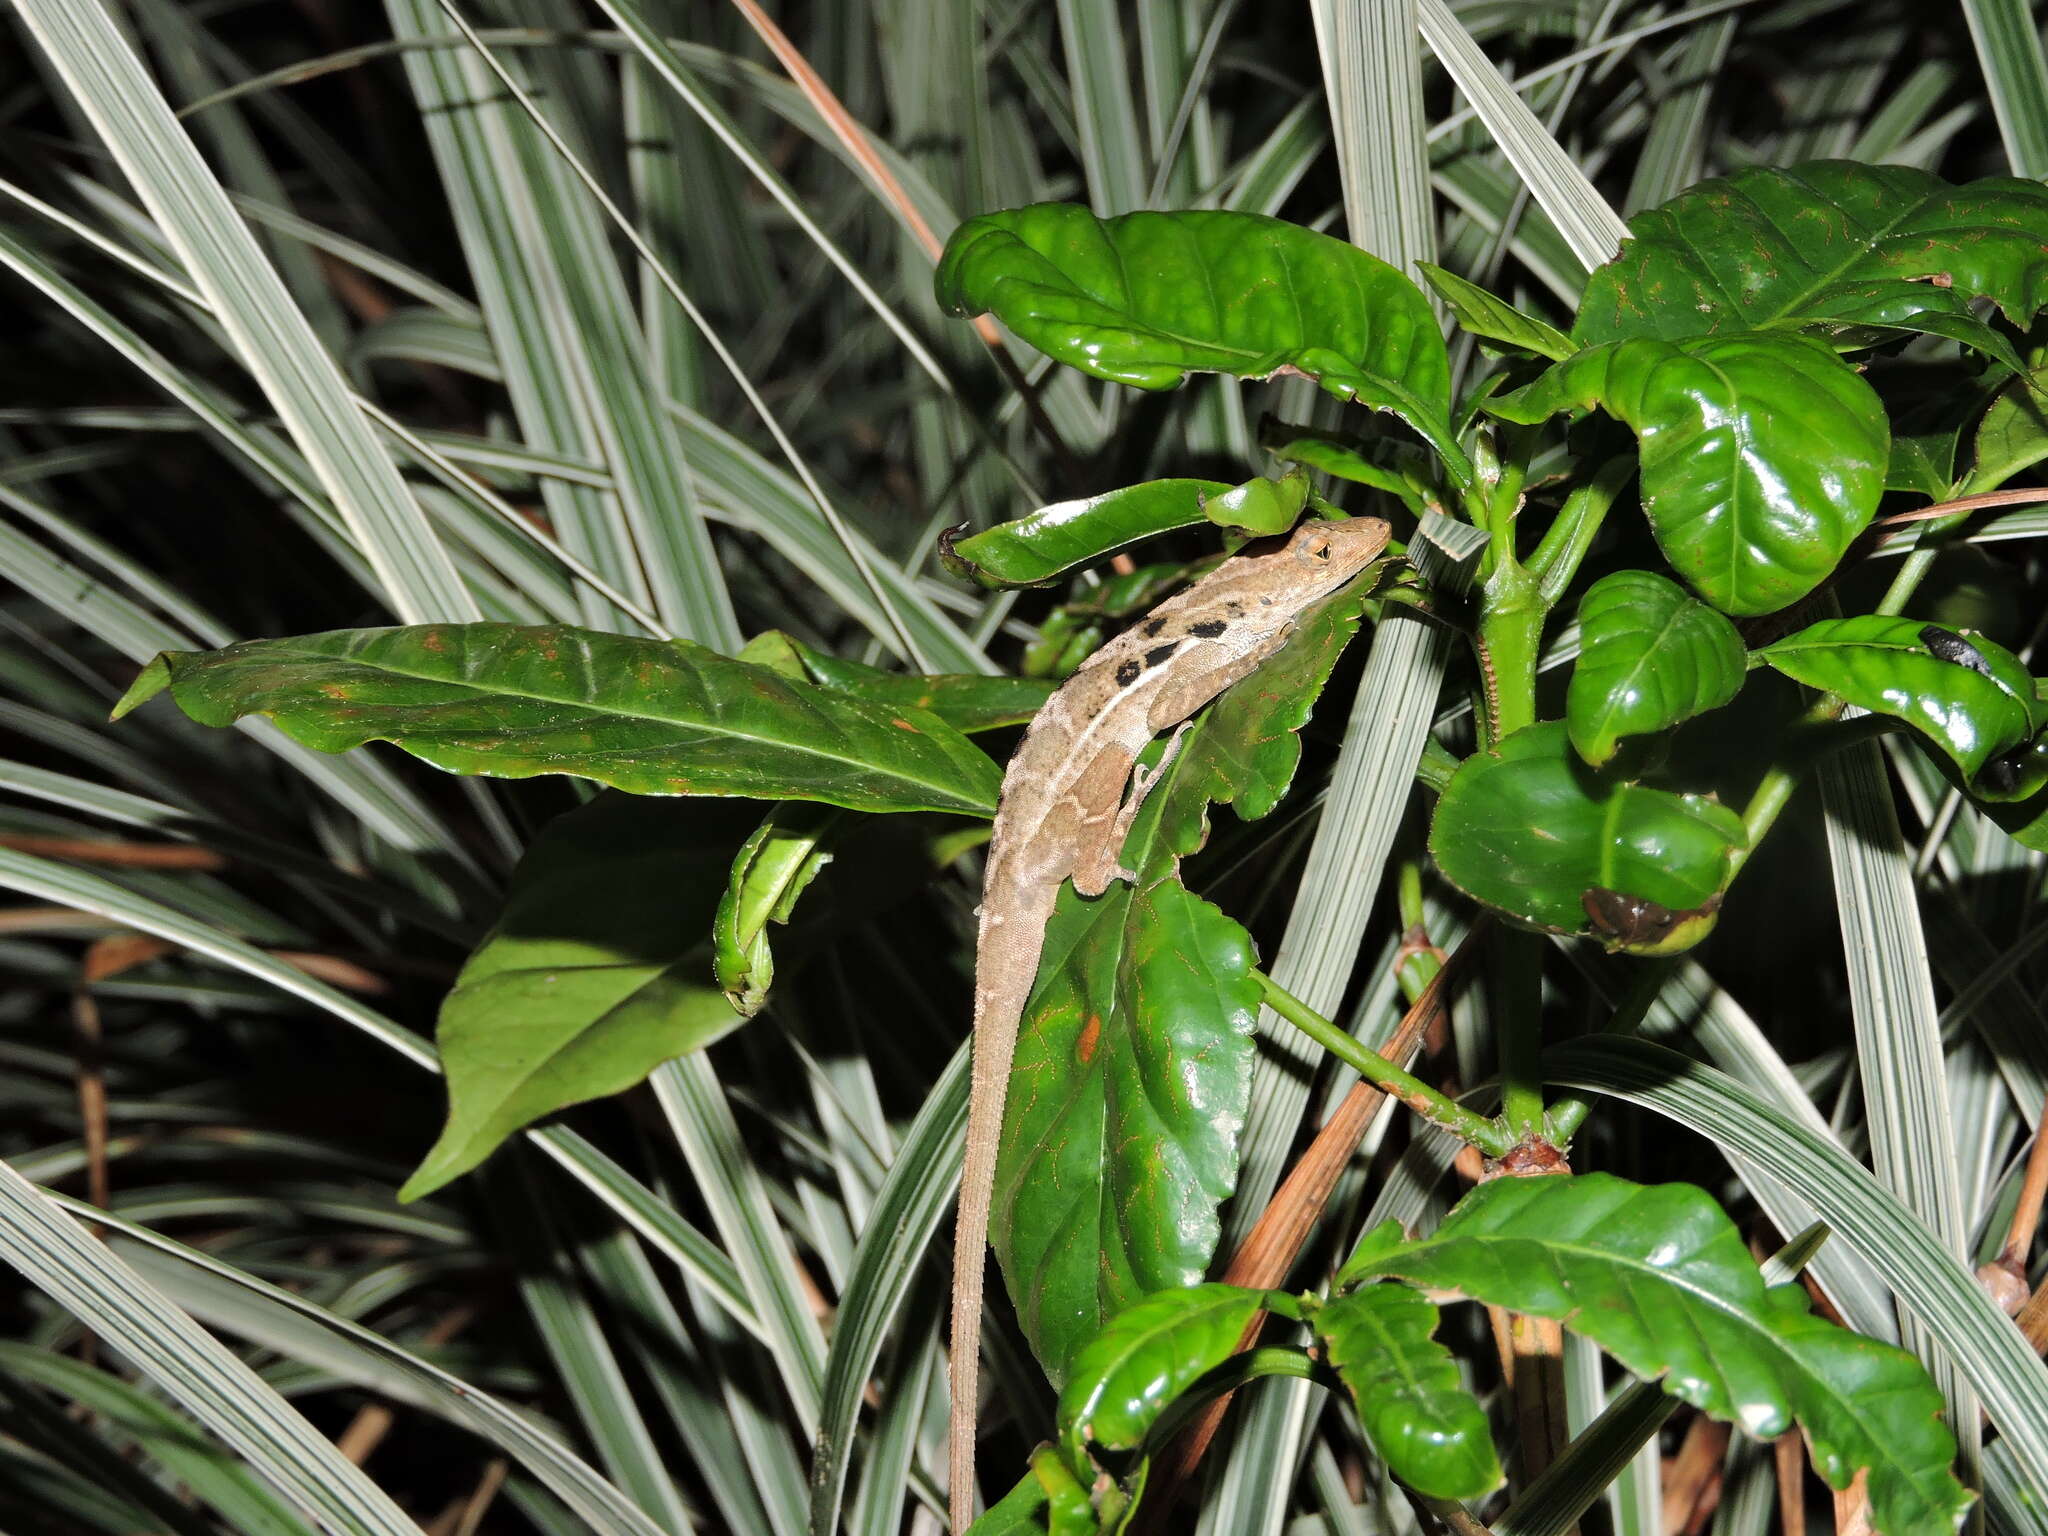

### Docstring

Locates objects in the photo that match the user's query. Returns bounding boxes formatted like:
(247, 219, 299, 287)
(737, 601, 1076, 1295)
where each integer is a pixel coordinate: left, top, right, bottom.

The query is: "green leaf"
(1260, 421, 1434, 508)
(943, 480, 1229, 588)
(1160, 585, 1374, 831)
(1202, 471, 1308, 537)
(1761, 616, 2041, 788)
(965, 1473, 1051, 1536)
(1575, 161, 2048, 368)
(1489, 333, 1887, 615)
(1313, 1281, 1502, 1501)
(1429, 721, 1745, 953)
(115, 623, 1001, 816)
(935, 205, 1458, 462)
(1420, 263, 1574, 361)
(712, 804, 836, 1016)
(996, 876, 1260, 1382)
(1057, 1283, 1268, 1463)
(1567, 571, 1745, 767)
(1968, 365, 2048, 490)
(1347, 1174, 1968, 1536)
(400, 795, 748, 1200)
(780, 640, 1055, 733)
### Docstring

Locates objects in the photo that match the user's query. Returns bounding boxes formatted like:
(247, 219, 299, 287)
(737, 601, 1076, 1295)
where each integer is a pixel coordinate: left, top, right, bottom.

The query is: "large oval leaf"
(1567, 570, 1745, 767)
(1346, 1174, 1969, 1536)
(115, 623, 1001, 816)
(996, 877, 1260, 1382)
(1490, 332, 1886, 615)
(1575, 161, 2048, 367)
(1761, 616, 2042, 791)
(1429, 721, 1745, 953)
(936, 205, 1456, 459)
(1056, 1283, 1269, 1463)
(1313, 1280, 1502, 1500)
(400, 795, 751, 1200)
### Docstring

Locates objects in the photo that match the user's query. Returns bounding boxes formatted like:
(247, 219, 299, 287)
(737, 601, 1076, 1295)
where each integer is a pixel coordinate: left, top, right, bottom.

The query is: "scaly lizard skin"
(949, 517, 1391, 1532)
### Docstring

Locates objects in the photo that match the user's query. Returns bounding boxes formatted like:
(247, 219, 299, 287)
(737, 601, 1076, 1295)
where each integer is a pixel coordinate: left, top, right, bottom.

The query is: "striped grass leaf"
(1548, 1035, 2048, 1514)
(12, 0, 475, 625)
(1961, 0, 2048, 177)
(0, 1155, 421, 1536)
(1817, 735, 1977, 1464)
(84, 1201, 672, 1536)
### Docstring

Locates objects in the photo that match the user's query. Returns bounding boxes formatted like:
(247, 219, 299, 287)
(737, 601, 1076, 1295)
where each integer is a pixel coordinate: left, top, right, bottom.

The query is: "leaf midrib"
(229, 639, 995, 809)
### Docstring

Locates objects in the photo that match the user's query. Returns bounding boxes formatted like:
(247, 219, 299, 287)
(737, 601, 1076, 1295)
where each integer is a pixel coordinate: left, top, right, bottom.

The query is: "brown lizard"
(949, 516, 1392, 1533)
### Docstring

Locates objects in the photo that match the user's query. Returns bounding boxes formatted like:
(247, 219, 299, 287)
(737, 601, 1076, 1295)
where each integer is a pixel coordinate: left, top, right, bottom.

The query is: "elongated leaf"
(116, 623, 1000, 816)
(1345, 1174, 1969, 1536)
(1490, 332, 1887, 615)
(784, 644, 1054, 733)
(1430, 721, 1744, 951)
(401, 796, 755, 1200)
(1567, 571, 1745, 766)
(0, 1157, 422, 1536)
(1420, 263, 1573, 360)
(1314, 1279, 1501, 1500)
(1575, 162, 2048, 366)
(1968, 365, 2048, 490)
(935, 205, 1455, 447)
(1763, 616, 2042, 790)
(1057, 1283, 1268, 1461)
(944, 479, 1229, 587)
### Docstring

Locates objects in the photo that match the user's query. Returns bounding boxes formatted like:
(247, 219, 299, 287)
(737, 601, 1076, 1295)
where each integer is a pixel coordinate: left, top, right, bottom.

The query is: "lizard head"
(1230, 516, 1392, 605)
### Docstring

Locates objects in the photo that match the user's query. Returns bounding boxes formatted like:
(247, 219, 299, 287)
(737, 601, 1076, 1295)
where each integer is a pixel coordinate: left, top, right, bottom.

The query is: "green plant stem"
(1253, 971, 1515, 1158)
(1492, 927, 1548, 1145)
(1528, 457, 1630, 605)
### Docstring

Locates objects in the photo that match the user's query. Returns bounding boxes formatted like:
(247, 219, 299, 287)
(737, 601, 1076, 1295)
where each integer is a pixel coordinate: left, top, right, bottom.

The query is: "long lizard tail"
(949, 879, 1057, 1534)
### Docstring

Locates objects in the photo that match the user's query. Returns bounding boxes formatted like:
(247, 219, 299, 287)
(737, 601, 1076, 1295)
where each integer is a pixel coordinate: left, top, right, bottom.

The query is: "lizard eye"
(1299, 535, 1332, 562)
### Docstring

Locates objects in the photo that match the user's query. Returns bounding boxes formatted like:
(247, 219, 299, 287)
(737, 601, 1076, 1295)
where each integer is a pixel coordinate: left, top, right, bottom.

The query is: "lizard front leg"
(1071, 721, 1195, 896)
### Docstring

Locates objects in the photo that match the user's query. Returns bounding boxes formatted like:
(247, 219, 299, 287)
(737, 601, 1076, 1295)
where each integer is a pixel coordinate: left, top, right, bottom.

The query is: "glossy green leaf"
(1489, 332, 1887, 615)
(1419, 263, 1573, 361)
(965, 1474, 1051, 1536)
(1347, 1174, 1968, 1536)
(1202, 471, 1308, 537)
(1968, 366, 2048, 489)
(780, 641, 1054, 734)
(943, 480, 1229, 588)
(1313, 1281, 1502, 1500)
(935, 205, 1457, 460)
(1761, 616, 2041, 787)
(1429, 722, 1745, 952)
(115, 623, 1001, 816)
(1567, 571, 1745, 767)
(996, 875, 1260, 1382)
(401, 796, 750, 1201)
(1575, 161, 2048, 368)
(712, 804, 836, 1016)
(1261, 419, 1436, 508)
(1165, 585, 1374, 828)
(1057, 1283, 1268, 1462)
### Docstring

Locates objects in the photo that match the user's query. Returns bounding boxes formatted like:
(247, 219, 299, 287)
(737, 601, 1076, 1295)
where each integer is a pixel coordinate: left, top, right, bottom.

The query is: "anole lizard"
(949, 516, 1392, 1532)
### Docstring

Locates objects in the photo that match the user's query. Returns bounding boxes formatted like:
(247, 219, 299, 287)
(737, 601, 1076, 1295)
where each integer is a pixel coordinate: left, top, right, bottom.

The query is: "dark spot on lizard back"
(1141, 616, 1166, 637)
(1144, 642, 1180, 669)
(1115, 658, 1143, 686)
(1187, 619, 1227, 638)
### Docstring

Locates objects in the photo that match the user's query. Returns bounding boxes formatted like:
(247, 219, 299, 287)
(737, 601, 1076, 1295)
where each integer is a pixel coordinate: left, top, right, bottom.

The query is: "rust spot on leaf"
(1076, 1014, 1102, 1065)
(890, 717, 920, 732)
